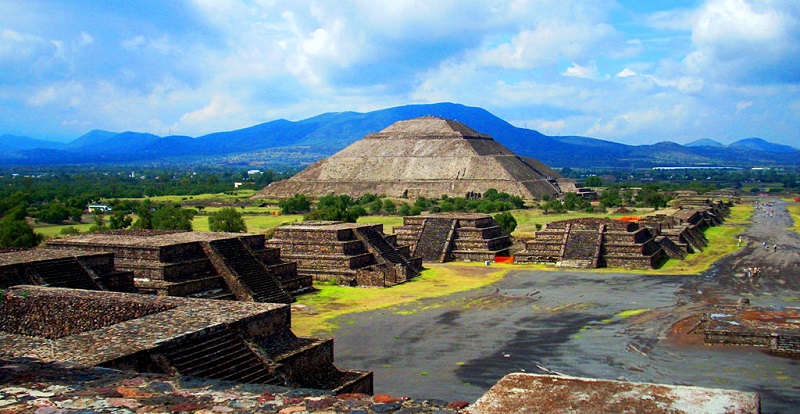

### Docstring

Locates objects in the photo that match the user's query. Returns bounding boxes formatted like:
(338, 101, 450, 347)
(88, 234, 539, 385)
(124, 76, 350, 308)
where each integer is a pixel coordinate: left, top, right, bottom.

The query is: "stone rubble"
(0, 357, 470, 414)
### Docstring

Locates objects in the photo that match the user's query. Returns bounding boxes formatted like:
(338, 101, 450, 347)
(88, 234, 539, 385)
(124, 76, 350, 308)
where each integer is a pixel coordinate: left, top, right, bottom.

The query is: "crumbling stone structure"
(515, 218, 666, 269)
(692, 305, 800, 357)
(394, 214, 513, 262)
(0, 249, 135, 292)
(253, 116, 589, 201)
(639, 214, 708, 255)
(47, 230, 309, 304)
(266, 222, 422, 287)
(0, 285, 372, 394)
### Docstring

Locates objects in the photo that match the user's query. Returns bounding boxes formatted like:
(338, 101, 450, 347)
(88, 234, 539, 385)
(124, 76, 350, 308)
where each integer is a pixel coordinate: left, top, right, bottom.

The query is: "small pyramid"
(253, 116, 575, 200)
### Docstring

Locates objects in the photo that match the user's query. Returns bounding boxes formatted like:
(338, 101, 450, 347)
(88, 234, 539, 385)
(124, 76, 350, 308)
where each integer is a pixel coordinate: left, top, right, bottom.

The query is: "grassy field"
(291, 263, 513, 337)
(787, 202, 800, 235)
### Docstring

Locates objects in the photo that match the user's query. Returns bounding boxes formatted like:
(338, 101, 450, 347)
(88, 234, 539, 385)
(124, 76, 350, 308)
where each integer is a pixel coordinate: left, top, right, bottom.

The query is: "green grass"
(787, 202, 800, 235)
(192, 213, 303, 233)
(356, 215, 405, 233)
(291, 263, 511, 337)
(34, 223, 94, 238)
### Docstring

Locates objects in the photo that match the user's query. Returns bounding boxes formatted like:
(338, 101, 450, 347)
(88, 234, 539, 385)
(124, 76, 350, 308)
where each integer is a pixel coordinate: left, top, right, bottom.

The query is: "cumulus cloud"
(684, 0, 800, 84)
(563, 62, 598, 79)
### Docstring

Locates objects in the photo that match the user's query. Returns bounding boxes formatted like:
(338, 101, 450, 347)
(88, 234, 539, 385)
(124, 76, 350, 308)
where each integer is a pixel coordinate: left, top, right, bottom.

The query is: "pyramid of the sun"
(253, 116, 575, 200)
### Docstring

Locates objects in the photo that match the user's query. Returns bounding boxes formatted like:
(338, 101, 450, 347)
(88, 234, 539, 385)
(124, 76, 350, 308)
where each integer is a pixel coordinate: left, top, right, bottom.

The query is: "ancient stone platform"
(515, 218, 666, 269)
(394, 213, 513, 262)
(0, 248, 135, 292)
(0, 285, 372, 394)
(466, 373, 760, 413)
(266, 222, 422, 287)
(253, 116, 589, 201)
(693, 305, 800, 356)
(46, 230, 310, 304)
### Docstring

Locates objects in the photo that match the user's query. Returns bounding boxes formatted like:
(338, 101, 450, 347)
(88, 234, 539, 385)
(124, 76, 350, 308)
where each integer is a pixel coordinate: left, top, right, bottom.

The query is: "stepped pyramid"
(253, 116, 576, 200)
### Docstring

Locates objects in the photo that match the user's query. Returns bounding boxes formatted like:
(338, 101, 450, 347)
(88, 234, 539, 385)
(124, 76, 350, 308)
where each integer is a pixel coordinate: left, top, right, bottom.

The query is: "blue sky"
(1, 0, 799, 146)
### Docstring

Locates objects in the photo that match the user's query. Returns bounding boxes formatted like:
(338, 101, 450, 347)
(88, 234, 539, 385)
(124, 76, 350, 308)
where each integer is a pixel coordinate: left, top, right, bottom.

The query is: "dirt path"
(332, 197, 800, 413)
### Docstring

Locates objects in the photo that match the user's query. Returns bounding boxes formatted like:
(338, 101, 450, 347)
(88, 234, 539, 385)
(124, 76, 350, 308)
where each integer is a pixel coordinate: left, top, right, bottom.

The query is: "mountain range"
(1, 103, 798, 169)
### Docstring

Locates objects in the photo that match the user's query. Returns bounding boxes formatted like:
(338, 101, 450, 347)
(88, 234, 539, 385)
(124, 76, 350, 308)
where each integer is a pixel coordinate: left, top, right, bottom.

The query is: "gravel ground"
(333, 197, 800, 413)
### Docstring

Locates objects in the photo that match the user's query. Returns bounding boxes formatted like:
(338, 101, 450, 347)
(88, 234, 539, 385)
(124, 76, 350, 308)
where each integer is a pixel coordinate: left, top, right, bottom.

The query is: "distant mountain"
(0, 134, 63, 151)
(63, 130, 119, 149)
(686, 138, 724, 148)
(0, 103, 798, 168)
(730, 138, 797, 153)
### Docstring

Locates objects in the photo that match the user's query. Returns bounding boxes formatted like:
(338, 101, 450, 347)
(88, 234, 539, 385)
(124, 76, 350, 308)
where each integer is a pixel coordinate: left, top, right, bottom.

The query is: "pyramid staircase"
(355, 226, 421, 275)
(209, 238, 292, 304)
(31, 258, 101, 290)
(414, 217, 454, 262)
(561, 226, 602, 268)
(160, 329, 281, 384)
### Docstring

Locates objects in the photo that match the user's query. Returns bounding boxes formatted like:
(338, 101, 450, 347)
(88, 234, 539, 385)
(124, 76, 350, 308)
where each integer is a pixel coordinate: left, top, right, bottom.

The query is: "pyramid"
(253, 116, 575, 200)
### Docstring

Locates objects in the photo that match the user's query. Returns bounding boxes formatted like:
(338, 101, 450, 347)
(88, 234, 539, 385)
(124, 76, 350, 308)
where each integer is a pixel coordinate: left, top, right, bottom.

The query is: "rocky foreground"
(1, 357, 468, 413)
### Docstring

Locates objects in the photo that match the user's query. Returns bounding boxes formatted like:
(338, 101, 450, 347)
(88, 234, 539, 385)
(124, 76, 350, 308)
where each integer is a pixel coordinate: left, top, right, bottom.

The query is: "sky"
(1, 0, 799, 146)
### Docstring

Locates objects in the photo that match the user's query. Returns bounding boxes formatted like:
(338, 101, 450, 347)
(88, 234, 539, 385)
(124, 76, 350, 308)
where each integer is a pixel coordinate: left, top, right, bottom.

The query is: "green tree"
(34, 201, 73, 224)
(109, 210, 133, 229)
(398, 203, 411, 215)
(493, 211, 517, 234)
(279, 194, 311, 214)
(584, 176, 603, 187)
(132, 199, 154, 229)
(367, 199, 383, 214)
(382, 199, 396, 213)
(89, 212, 108, 232)
(152, 204, 196, 230)
(0, 207, 42, 248)
(208, 207, 248, 233)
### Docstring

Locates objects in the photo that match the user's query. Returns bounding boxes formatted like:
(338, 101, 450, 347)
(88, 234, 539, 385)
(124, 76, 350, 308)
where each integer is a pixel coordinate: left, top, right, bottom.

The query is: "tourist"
(762, 241, 768, 249)
(773, 244, 778, 252)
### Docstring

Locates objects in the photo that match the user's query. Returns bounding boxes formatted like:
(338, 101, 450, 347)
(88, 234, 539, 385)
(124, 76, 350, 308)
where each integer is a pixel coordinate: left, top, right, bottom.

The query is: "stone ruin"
(266, 222, 423, 287)
(253, 116, 588, 201)
(0, 285, 372, 394)
(516, 197, 732, 269)
(0, 248, 135, 292)
(466, 373, 759, 414)
(393, 213, 513, 262)
(515, 218, 666, 269)
(691, 305, 800, 357)
(46, 230, 311, 303)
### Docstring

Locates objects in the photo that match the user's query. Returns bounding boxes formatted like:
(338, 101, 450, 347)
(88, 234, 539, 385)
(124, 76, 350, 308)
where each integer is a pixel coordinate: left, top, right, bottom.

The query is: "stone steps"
(162, 329, 280, 384)
(32, 258, 100, 291)
(210, 239, 292, 304)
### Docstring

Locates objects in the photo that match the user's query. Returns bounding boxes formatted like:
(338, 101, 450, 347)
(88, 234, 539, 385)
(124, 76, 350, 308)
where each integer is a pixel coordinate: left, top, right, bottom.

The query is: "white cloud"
(736, 100, 753, 111)
(617, 68, 637, 77)
(685, 0, 800, 83)
(563, 62, 598, 79)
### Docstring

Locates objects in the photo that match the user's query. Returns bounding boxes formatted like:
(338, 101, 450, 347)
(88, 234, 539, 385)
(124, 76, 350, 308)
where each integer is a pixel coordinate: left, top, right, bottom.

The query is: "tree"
(152, 204, 196, 230)
(109, 210, 133, 229)
(208, 207, 248, 233)
(398, 203, 411, 215)
(88, 212, 108, 232)
(0, 207, 42, 248)
(493, 211, 517, 234)
(132, 199, 154, 229)
(279, 194, 311, 214)
(382, 199, 396, 213)
(584, 176, 603, 187)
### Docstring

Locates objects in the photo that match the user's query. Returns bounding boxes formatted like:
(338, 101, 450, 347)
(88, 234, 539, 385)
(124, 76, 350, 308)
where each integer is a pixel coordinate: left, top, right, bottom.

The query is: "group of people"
(744, 267, 761, 278)
(761, 241, 778, 252)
